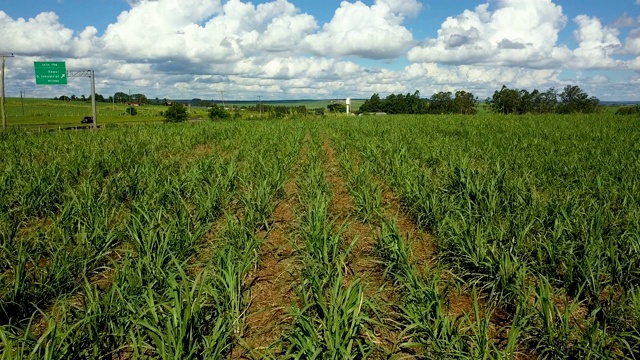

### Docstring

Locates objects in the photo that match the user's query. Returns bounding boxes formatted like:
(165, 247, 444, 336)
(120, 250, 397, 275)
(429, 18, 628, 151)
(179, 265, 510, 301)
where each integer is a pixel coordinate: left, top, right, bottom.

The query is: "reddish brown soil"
(321, 137, 406, 356)
(233, 138, 309, 359)
(234, 199, 298, 358)
(379, 170, 534, 358)
(321, 138, 382, 289)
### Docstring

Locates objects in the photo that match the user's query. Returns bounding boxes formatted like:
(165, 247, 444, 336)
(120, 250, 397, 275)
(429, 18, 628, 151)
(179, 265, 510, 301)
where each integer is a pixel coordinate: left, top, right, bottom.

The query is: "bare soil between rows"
(233, 135, 309, 359)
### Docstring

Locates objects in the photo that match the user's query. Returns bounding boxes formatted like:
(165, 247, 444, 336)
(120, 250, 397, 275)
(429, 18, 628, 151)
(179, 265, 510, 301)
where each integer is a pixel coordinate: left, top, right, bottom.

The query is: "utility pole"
(220, 89, 225, 110)
(67, 70, 98, 129)
(1, 53, 15, 130)
(90, 70, 97, 128)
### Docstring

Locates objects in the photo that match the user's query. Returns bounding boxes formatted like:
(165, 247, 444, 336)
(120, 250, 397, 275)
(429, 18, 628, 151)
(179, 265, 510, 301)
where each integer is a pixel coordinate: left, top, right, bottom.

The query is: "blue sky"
(1, 0, 639, 100)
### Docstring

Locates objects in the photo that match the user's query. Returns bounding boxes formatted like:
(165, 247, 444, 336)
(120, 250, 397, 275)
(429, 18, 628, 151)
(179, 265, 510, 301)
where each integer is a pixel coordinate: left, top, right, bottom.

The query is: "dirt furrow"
(378, 172, 520, 356)
(233, 136, 309, 359)
(321, 138, 380, 288)
(321, 136, 405, 356)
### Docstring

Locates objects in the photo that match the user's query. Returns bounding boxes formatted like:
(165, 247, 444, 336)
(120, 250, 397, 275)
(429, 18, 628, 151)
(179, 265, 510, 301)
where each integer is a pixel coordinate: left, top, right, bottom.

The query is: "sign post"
(35, 62, 98, 129)
(34, 62, 67, 85)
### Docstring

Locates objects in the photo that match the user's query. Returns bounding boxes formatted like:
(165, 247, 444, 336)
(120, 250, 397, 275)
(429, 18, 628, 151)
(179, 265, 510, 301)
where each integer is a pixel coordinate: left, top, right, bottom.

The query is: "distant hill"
(177, 99, 367, 111)
(601, 101, 640, 106)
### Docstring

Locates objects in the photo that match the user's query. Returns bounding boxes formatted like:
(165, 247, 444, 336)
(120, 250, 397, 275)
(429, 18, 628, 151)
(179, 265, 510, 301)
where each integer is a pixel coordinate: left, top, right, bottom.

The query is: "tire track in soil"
(232, 135, 309, 359)
(321, 136, 404, 356)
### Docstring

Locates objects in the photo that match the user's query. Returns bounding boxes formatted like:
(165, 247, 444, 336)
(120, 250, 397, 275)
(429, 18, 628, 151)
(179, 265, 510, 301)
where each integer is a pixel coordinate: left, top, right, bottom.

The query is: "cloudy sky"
(1, 0, 639, 101)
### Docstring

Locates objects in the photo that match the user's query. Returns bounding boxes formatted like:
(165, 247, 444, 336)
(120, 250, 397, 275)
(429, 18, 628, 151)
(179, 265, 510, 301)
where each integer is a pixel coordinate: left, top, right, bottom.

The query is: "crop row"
(329, 114, 640, 358)
(275, 132, 373, 358)
(0, 122, 303, 358)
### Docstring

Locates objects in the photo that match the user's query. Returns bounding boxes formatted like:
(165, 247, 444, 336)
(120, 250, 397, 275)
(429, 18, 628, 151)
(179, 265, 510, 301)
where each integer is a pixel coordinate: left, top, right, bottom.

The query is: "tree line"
(54, 92, 160, 104)
(358, 85, 601, 115)
(487, 85, 599, 114)
(359, 90, 478, 115)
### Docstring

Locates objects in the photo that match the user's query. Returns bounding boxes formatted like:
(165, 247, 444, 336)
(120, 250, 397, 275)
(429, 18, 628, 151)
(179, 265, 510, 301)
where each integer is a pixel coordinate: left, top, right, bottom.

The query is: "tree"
(114, 92, 130, 103)
(89, 93, 105, 102)
(327, 103, 347, 113)
(615, 105, 640, 115)
(557, 85, 599, 114)
(290, 106, 308, 118)
(488, 85, 521, 114)
(532, 88, 558, 114)
(383, 93, 404, 114)
(488, 85, 558, 114)
(131, 93, 148, 104)
(360, 91, 427, 114)
(164, 103, 188, 122)
(453, 90, 478, 114)
(273, 106, 290, 118)
(428, 92, 454, 114)
(359, 93, 384, 113)
(406, 90, 429, 114)
(208, 104, 230, 120)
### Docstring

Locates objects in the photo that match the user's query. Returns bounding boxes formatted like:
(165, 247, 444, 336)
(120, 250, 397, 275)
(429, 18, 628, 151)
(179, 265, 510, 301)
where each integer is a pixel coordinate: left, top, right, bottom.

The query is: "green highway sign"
(34, 61, 67, 85)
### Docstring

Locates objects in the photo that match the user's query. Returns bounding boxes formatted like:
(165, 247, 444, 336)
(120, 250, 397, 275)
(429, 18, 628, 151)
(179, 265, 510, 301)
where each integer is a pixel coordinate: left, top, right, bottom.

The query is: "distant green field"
(2, 98, 209, 128)
(223, 99, 365, 111)
(1, 97, 628, 130)
(1, 98, 362, 129)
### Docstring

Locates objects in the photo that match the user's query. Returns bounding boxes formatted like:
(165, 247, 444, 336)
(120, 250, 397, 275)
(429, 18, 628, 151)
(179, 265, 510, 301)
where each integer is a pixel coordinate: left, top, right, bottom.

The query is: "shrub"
(615, 105, 640, 115)
(126, 107, 138, 116)
(208, 104, 230, 120)
(164, 103, 188, 122)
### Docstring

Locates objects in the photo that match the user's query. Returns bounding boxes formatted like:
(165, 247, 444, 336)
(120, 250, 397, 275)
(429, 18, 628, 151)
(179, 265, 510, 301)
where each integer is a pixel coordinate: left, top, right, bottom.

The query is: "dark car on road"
(81, 116, 93, 124)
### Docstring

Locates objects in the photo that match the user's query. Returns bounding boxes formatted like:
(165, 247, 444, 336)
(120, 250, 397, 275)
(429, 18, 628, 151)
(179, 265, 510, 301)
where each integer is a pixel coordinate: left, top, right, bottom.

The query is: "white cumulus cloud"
(408, 0, 624, 70)
(571, 15, 622, 69)
(0, 11, 97, 57)
(98, 0, 319, 63)
(304, 0, 420, 59)
(612, 13, 639, 28)
(1, 0, 639, 101)
(623, 28, 640, 54)
(407, 0, 569, 68)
